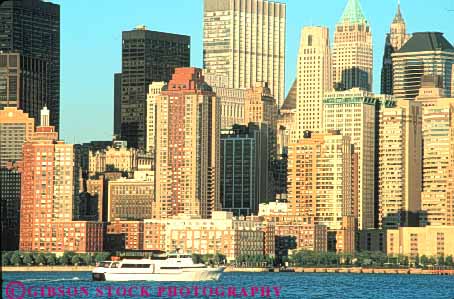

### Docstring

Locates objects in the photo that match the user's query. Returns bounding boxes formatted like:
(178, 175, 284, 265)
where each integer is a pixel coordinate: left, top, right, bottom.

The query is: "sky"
(55, 0, 454, 144)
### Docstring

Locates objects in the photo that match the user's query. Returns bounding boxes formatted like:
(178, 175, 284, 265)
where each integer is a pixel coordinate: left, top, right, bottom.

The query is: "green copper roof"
(338, 0, 367, 25)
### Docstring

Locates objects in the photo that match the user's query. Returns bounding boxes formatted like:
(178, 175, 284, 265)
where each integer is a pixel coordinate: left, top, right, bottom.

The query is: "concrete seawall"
(226, 267, 454, 275)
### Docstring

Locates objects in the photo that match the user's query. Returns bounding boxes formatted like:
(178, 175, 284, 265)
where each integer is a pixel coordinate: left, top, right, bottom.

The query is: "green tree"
(213, 253, 225, 265)
(71, 255, 82, 266)
(83, 254, 93, 266)
(420, 255, 429, 267)
(10, 252, 22, 266)
(2, 252, 12, 266)
(59, 255, 70, 265)
(22, 253, 33, 266)
(445, 255, 453, 266)
(192, 254, 203, 264)
(95, 252, 111, 263)
(36, 253, 47, 265)
(46, 254, 57, 266)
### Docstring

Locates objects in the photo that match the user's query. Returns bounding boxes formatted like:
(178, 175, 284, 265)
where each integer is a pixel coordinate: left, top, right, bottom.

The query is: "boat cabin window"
(111, 262, 119, 268)
(99, 262, 112, 268)
(120, 264, 151, 268)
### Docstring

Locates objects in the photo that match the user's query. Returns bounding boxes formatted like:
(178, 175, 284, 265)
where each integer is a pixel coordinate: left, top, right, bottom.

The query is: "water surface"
(2, 271, 453, 299)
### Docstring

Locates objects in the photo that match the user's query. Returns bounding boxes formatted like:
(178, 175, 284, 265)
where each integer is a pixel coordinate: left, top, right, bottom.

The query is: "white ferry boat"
(92, 253, 225, 282)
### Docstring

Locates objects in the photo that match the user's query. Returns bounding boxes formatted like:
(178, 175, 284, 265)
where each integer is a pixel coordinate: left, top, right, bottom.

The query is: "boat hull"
(92, 267, 224, 282)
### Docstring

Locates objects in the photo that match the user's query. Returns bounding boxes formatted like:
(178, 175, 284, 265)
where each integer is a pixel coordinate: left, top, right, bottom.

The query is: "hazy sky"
(56, 0, 454, 143)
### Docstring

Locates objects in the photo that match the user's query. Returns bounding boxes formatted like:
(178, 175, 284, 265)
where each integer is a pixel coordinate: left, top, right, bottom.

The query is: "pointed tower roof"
(339, 0, 367, 25)
(392, 1, 404, 23)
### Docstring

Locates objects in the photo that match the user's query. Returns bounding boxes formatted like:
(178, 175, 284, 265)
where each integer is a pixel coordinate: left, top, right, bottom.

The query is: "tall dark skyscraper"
(119, 25, 190, 149)
(0, 0, 60, 129)
(380, 2, 410, 95)
(113, 73, 122, 137)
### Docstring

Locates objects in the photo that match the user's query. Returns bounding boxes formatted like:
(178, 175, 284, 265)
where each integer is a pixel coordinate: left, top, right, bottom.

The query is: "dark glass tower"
(0, 0, 60, 129)
(380, 3, 410, 95)
(120, 26, 190, 149)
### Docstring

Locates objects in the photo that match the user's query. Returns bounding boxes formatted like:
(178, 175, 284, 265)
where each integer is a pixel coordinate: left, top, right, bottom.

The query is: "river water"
(2, 271, 453, 299)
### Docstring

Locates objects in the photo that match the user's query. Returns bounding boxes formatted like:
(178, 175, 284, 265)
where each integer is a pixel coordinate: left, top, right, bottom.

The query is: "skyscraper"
(146, 81, 166, 154)
(113, 73, 122, 137)
(333, 0, 373, 92)
(393, 32, 454, 100)
(380, 2, 410, 95)
(0, 0, 60, 129)
(415, 78, 454, 226)
(20, 108, 103, 252)
(220, 124, 270, 216)
(203, 0, 286, 107)
(120, 26, 190, 149)
(296, 26, 332, 137)
(287, 131, 355, 230)
(323, 89, 392, 229)
(448, 115, 454, 226)
(0, 107, 35, 250)
(378, 100, 422, 229)
(154, 68, 220, 219)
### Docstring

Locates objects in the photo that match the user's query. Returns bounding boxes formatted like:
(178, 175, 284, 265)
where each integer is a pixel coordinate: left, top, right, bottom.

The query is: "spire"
(40, 106, 50, 127)
(339, 0, 367, 25)
(393, 0, 404, 23)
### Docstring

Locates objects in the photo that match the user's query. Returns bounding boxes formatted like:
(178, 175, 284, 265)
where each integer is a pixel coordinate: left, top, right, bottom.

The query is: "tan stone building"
(287, 131, 354, 230)
(0, 107, 35, 167)
(323, 89, 392, 229)
(387, 226, 454, 258)
(146, 81, 166, 154)
(448, 111, 454, 226)
(88, 145, 137, 175)
(204, 72, 246, 129)
(244, 82, 278, 127)
(416, 81, 454, 226)
(143, 212, 268, 262)
(333, 0, 373, 91)
(107, 176, 154, 221)
(0, 107, 35, 250)
(154, 68, 220, 219)
(203, 0, 286, 106)
(378, 99, 422, 228)
(296, 26, 332, 136)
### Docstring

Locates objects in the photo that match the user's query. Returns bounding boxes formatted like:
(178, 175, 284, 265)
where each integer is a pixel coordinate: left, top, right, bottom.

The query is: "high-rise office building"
(415, 78, 454, 226)
(113, 73, 122, 137)
(204, 72, 246, 129)
(380, 2, 410, 95)
(378, 100, 422, 229)
(0, 107, 35, 250)
(296, 27, 332, 136)
(220, 124, 271, 216)
(448, 114, 454, 226)
(323, 89, 392, 229)
(203, 0, 286, 107)
(146, 81, 166, 154)
(244, 82, 278, 127)
(120, 25, 190, 149)
(392, 32, 454, 100)
(154, 68, 220, 219)
(333, 0, 373, 92)
(287, 131, 355, 230)
(20, 108, 103, 252)
(0, 0, 60, 129)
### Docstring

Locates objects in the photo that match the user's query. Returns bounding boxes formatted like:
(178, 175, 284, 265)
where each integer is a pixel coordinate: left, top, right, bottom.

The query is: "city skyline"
(56, 0, 454, 143)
